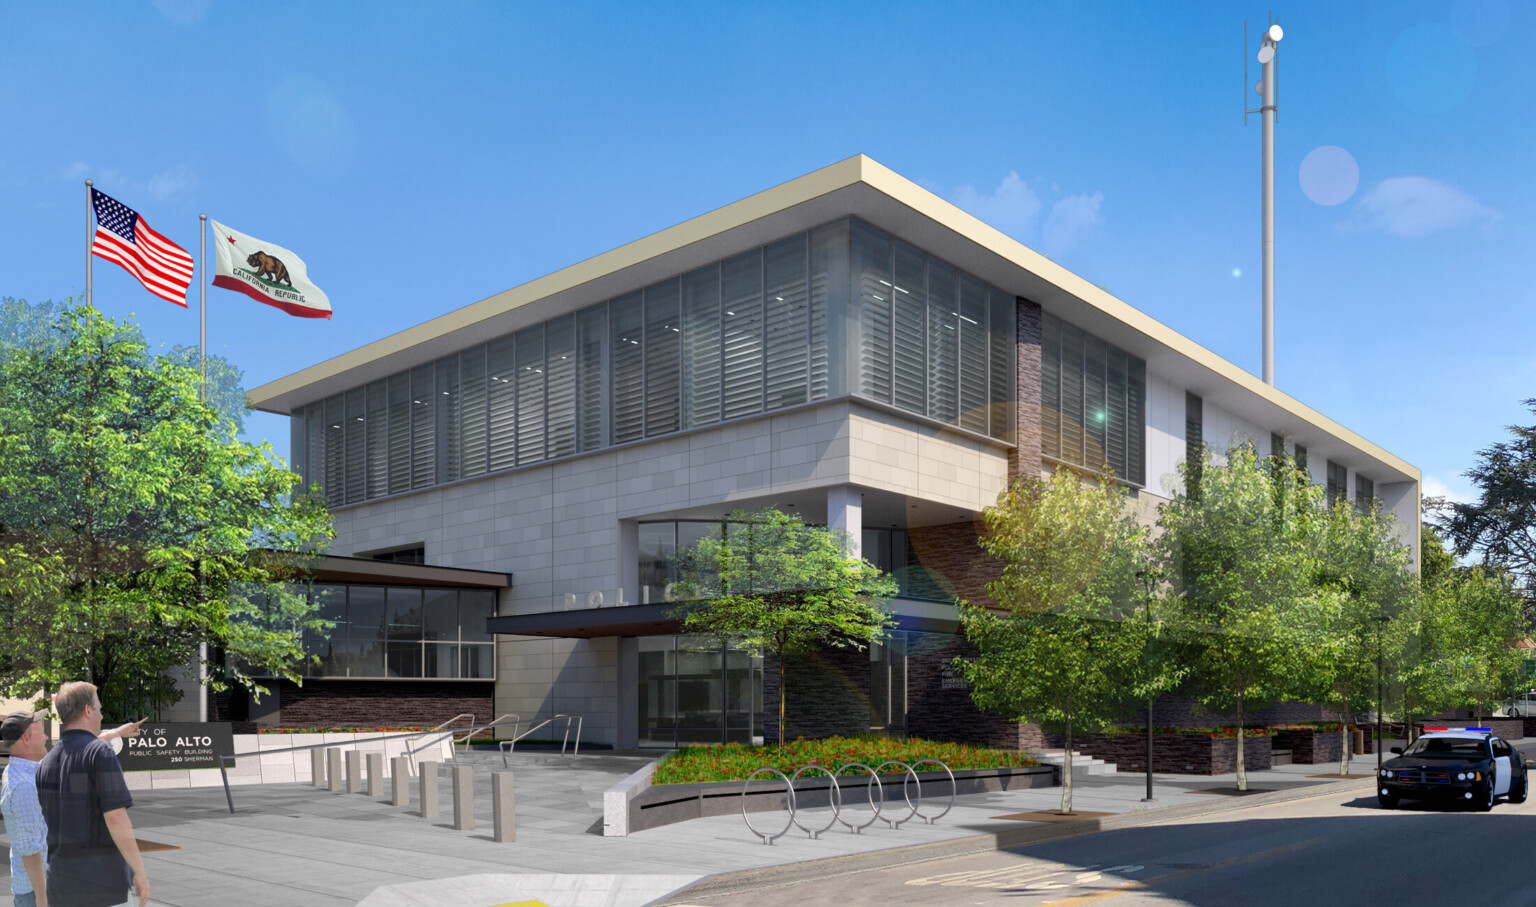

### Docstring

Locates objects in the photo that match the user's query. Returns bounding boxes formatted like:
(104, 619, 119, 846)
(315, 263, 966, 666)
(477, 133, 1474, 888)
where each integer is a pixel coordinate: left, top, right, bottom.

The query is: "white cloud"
(951, 171, 1042, 242)
(1423, 474, 1476, 506)
(1042, 191, 1104, 255)
(146, 164, 200, 203)
(1342, 176, 1500, 239)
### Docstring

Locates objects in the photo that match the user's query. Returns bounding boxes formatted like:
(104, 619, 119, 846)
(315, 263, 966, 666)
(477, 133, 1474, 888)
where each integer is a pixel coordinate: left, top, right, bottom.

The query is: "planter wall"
(1271, 729, 1346, 765)
(1075, 733, 1272, 775)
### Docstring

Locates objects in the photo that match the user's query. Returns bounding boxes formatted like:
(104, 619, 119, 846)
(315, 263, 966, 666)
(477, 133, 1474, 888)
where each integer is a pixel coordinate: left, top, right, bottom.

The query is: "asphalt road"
(671, 745, 1536, 907)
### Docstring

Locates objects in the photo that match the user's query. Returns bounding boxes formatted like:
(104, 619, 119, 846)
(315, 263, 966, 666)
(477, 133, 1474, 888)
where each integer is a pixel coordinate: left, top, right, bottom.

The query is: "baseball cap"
(1, 710, 47, 743)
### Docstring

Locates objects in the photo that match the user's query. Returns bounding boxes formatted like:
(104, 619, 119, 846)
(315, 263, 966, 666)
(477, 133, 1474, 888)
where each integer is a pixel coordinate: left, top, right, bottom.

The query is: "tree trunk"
(1062, 712, 1074, 815)
(1339, 694, 1351, 776)
(778, 649, 786, 749)
(1236, 694, 1247, 792)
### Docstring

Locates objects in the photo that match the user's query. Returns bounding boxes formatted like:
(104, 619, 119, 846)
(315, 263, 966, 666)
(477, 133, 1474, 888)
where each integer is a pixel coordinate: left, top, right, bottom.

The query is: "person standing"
(1, 709, 51, 907)
(36, 683, 150, 907)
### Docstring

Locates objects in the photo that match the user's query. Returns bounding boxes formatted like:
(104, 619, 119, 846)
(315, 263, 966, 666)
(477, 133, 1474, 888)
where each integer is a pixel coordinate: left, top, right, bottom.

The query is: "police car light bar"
(1423, 727, 1449, 731)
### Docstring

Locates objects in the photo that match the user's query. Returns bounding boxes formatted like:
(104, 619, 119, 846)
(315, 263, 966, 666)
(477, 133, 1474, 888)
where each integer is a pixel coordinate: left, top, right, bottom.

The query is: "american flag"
(90, 188, 194, 307)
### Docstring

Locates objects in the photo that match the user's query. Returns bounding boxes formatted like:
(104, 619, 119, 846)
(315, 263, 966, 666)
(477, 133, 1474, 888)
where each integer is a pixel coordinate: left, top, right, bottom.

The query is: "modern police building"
(242, 155, 1420, 748)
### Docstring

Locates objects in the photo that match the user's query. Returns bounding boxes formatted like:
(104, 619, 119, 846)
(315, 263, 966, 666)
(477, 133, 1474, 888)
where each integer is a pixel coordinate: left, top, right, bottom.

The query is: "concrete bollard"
(327, 748, 344, 793)
(418, 760, 439, 819)
(367, 752, 384, 797)
(452, 764, 475, 831)
(391, 756, 411, 807)
(493, 771, 515, 843)
(311, 748, 326, 788)
(346, 750, 363, 794)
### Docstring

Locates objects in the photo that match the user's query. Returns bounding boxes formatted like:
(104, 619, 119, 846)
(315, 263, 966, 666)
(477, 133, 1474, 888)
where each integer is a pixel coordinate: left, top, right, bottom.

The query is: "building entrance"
(638, 635, 763, 747)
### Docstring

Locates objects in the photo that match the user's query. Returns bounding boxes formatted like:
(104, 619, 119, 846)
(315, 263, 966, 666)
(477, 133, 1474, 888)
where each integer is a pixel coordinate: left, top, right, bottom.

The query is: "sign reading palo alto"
(210, 219, 331, 319)
(111, 722, 235, 771)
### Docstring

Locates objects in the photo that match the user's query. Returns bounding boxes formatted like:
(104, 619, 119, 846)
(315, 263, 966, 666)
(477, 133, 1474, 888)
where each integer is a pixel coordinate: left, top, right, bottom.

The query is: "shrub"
(652, 736, 1038, 785)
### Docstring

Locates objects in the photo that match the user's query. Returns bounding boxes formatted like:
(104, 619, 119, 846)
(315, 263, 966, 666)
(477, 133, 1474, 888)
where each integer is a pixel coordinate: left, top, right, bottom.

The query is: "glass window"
(515, 326, 546, 465)
(989, 288, 1015, 439)
(638, 637, 676, 748)
(763, 235, 809, 410)
(410, 365, 435, 490)
(1041, 313, 1146, 485)
(304, 403, 325, 496)
(927, 258, 959, 424)
(459, 590, 494, 642)
(682, 265, 722, 428)
(387, 374, 411, 493)
(425, 643, 459, 678)
(365, 381, 388, 499)
(610, 292, 645, 443)
(487, 335, 517, 471)
(725, 647, 754, 741)
(576, 305, 607, 452)
(347, 586, 386, 677)
(386, 587, 422, 640)
(639, 522, 677, 605)
(958, 273, 989, 433)
(1328, 460, 1348, 508)
(436, 356, 459, 484)
(892, 241, 927, 415)
(1041, 315, 1061, 460)
(386, 642, 422, 678)
(461, 644, 494, 679)
(852, 220, 893, 404)
(546, 316, 577, 459)
(1083, 334, 1108, 469)
(423, 589, 458, 641)
(644, 280, 682, 437)
(343, 388, 365, 505)
(459, 344, 488, 478)
(323, 394, 344, 506)
(808, 220, 848, 400)
(721, 250, 764, 420)
(1059, 321, 1085, 465)
(677, 637, 724, 739)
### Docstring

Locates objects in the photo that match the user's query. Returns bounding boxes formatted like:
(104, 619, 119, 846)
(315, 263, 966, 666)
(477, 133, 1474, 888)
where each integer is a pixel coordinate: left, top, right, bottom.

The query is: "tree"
(0, 303, 334, 718)
(1156, 442, 1331, 791)
(957, 466, 1149, 814)
(1312, 498, 1417, 775)
(1408, 565, 1528, 723)
(672, 507, 897, 747)
(1441, 399, 1536, 623)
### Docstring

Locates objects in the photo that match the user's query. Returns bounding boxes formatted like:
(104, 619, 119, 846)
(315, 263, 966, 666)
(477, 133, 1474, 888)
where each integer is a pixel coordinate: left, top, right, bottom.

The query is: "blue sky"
(3, 0, 1530, 506)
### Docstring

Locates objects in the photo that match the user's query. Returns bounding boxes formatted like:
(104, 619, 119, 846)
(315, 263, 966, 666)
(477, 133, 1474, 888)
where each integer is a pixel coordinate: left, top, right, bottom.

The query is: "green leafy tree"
(1441, 400, 1536, 624)
(1312, 498, 1417, 775)
(673, 507, 897, 747)
(957, 466, 1148, 814)
(1156, 442, 1331, 791)
(1408, 565, 1528, 723)
(0, 303, 334, 718)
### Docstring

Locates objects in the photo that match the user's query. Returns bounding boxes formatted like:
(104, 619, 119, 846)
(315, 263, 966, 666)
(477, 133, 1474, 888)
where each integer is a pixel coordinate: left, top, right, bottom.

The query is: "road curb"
(656, 776, 1376, 904)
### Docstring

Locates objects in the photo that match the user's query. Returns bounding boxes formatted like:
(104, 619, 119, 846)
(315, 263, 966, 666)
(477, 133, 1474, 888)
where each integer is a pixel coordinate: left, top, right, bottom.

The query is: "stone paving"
(0, 745, 1414, 907)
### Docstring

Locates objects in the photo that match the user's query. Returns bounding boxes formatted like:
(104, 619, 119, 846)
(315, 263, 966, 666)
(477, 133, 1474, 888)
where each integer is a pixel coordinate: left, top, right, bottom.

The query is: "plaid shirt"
(1, 755, 48, 895)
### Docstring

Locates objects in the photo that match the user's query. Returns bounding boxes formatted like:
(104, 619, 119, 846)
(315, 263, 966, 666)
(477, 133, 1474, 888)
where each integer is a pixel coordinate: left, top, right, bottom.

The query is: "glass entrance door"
(637, 635, 763, 748)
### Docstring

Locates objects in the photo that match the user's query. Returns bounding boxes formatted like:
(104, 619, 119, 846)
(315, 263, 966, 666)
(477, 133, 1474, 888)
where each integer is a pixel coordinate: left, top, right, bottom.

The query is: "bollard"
(1353, 728, 1365, 755)
(346, 750, 363, 794)
(493, 771, 515, 843)
(311, 748, 326, 788)
(418, 760, 439, 819)
(367, 753, 384, 797)
(452, 764, 475, 831)
(391, 756, 411, 807)
(327, 748, 344, 793)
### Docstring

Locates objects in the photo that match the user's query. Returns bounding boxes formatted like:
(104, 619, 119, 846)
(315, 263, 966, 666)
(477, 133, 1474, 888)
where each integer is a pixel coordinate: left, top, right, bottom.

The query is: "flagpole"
(85, 179, 94, 309)
(199, 213, 208, 401)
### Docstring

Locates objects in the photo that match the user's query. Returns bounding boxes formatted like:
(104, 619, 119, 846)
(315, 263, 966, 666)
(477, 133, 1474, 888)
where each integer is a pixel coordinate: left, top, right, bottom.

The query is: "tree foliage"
(957, 466, 1150, 813)
(1407, 564, 1528, 721)
(0, 303, 334, 718)
(673, 507, 896, 747)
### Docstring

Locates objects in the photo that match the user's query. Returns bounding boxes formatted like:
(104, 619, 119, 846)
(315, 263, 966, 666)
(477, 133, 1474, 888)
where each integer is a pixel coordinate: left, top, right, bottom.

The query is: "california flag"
(210, 220, 331, 319)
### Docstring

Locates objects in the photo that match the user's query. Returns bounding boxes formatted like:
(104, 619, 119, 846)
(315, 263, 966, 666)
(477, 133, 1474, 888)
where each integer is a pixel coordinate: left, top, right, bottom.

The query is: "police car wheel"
(1377, 792, 1398, 809)
(1512, 772, 1529, 804)
(1477, 779, 1496, 811)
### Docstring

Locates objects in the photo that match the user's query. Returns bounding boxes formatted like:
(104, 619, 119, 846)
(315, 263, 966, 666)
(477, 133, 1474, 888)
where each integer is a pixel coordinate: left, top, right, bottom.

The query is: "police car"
(1377, 728, 1529, 811)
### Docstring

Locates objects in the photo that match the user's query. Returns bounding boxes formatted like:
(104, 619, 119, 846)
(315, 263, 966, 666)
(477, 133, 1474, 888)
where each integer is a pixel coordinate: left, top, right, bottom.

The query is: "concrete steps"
(1031, 749, 1117, 778)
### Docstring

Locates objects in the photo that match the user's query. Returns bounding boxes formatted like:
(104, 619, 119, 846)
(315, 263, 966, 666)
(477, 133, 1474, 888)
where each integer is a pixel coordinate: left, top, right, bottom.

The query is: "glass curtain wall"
(638, 635, 763, 748)
(1039, 312, 1147, 485)
(285, 584, 495, 679)
(296, 219, 1018, 506)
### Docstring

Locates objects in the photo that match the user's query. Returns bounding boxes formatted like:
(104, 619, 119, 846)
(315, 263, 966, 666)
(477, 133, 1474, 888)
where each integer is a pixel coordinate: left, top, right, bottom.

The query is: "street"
(670, 745, 1536, 907)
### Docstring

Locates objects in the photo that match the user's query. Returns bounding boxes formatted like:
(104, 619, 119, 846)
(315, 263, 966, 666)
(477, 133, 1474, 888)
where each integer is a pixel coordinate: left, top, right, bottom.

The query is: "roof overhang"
(302, 554, 510, 589)
(248, 154, 1418, 486)
(487, 598, 959, 639)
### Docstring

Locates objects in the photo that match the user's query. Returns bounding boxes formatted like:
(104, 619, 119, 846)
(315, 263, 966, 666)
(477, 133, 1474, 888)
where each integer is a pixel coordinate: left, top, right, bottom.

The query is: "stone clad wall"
(1075, 732, 1273, 775)
(1272, 728, 1347, 765)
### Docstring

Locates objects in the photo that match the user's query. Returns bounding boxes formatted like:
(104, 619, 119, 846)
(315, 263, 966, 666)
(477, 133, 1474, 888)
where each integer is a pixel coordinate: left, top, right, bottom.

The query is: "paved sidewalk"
(0, 747, 1407, 907)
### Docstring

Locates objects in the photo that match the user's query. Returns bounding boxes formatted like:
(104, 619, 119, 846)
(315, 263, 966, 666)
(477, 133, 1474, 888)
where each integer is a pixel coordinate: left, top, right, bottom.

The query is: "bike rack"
(738, 759, 952, 844)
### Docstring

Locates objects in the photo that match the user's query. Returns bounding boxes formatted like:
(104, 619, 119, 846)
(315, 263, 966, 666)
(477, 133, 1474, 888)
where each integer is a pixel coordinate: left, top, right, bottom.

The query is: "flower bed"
(652, 736, 1038, 786)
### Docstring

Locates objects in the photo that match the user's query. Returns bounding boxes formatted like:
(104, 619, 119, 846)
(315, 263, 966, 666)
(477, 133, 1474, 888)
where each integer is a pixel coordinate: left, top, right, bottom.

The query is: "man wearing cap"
(36, 682, 149, 907)
(1, 709, 51, 906)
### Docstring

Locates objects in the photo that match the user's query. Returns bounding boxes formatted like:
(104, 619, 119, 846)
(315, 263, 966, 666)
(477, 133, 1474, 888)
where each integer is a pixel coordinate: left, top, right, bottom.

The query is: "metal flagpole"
(85, 179, 94, 308)
(200, 214, 208, 400)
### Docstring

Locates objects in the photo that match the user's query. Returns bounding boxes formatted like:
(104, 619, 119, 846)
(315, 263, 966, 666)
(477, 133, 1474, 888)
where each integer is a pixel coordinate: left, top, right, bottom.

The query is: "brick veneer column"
(1010, 297, 1043, 482)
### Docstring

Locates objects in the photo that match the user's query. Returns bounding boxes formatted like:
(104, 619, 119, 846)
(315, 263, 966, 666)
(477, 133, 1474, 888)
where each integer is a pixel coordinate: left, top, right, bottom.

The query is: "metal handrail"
(498, 714, 583, 764)
(405, 713, 476, 768)
(215, 726, 458, 814)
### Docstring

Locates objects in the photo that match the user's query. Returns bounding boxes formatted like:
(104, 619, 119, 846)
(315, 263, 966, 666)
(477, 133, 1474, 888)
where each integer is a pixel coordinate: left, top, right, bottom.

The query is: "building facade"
(247, 156, 1420, 747)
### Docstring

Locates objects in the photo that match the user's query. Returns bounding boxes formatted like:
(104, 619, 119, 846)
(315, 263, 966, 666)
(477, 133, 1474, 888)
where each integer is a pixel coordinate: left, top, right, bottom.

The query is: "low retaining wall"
(121, 730, 454, 791)
(1075, 733, 1273, 775)
(1272, 729, 1346, 765)
(1416, 718, 1524, 740)
(607, 764, 1057, 836)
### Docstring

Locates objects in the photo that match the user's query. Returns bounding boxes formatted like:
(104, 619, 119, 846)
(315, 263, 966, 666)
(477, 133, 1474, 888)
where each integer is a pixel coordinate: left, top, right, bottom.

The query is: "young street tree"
(1156, 443, 1331, 791)
(957, 466, 1148, 815)
(1312, 497, 1417, 775)
(672, 507, 896, 747)
(1408, 565, 1529, 724)
(0, 303, 334, 717)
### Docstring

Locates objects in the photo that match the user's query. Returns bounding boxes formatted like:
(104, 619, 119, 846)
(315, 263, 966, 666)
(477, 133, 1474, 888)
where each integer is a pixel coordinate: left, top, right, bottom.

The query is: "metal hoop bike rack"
(738, 759, 953, 844)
